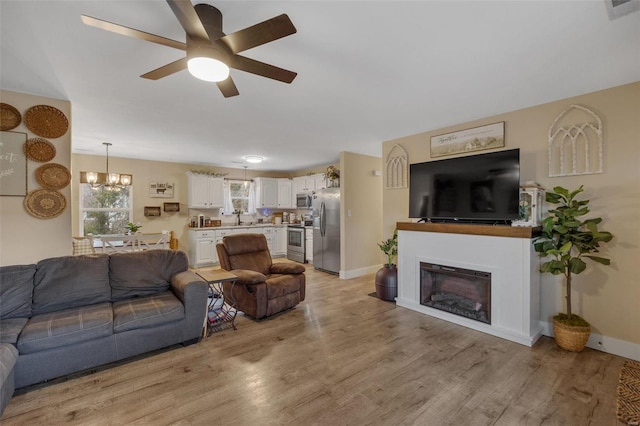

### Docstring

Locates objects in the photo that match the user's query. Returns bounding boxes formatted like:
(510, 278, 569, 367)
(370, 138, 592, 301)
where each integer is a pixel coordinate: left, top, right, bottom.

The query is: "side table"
(195, 269, 238, 336)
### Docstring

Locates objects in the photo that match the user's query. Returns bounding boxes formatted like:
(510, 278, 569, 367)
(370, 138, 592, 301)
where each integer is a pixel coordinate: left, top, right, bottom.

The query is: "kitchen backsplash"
(187, 207, 310, 227)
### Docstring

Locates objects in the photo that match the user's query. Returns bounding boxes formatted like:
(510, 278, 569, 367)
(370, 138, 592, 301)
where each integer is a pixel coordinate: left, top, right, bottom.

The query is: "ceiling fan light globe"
(188, 57, 230, 82)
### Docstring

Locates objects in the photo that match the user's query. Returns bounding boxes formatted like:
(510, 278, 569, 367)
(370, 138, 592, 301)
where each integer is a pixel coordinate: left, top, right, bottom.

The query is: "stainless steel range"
(286, 225, 305, 263)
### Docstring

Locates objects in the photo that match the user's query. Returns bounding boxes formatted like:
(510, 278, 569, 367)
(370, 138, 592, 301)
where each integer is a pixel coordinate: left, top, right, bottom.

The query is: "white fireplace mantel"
(396, 223, 542, 346)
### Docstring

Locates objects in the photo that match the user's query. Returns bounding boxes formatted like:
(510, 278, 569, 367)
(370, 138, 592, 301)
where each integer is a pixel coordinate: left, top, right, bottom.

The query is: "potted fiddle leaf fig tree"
(533, 185, 613, 352)
(375, 230, 398, 301)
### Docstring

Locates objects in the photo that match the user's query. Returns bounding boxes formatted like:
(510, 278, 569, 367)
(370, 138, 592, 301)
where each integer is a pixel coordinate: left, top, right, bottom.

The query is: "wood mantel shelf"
(397, 222, 541, 239)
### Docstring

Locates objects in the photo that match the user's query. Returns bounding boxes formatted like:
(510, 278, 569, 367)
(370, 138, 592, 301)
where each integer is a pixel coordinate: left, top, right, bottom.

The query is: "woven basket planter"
(553, 318, 591, 352)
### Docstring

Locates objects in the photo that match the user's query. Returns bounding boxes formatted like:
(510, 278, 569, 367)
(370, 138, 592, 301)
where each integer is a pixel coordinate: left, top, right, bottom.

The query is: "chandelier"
(80, 142, 132, 190)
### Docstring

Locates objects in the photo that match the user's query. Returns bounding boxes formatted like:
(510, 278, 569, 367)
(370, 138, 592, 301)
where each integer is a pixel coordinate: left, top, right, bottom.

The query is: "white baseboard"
(540, 321, 640, 361)
(340, 264, 382, 280)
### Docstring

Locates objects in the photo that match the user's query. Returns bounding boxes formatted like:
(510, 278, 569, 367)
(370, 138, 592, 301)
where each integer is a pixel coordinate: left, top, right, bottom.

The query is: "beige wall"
(71, 153, 384, 274)
(382, 82, 640, 344)
(71, 155, 286, 253)
(0, 90, 72, 265)
(340, 151, 383, 275)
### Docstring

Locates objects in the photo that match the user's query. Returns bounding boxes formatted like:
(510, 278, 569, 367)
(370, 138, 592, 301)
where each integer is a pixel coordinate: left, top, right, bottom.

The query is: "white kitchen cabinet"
(272, 226, 287, 256)
(186, 172, 224, 208)
(305, 228, 313, 262)
(294, 173, 327, 194)
(277, 179, 294, 208)
(218, 227, 256, 239)
(293, 176, 315, 194)
(261, 226, 288, 257)
(262, 227, 274, 252)
(214, 229, 235, 245)
(255, 177, 278, 208)
(313, 173, 327, 190)
(189, 229, 217, 268)
(190, 226, 284, 267)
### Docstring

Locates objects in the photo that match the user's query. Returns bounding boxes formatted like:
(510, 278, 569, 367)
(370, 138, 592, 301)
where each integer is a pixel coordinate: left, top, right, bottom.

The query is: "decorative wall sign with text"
(149, 182, 174, 198)
(0, 131, 27, 196)
(430, 122, 505, 158)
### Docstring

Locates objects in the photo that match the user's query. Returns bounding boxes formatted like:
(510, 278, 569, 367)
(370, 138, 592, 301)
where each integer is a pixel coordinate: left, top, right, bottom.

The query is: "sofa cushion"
(109, 250, 188, 301)
(0, 318, 28, 344)
(17, 303, 113, 354)
(112, 291, 184, 333)
(32, 255, 111, 315)
(0, 343, 18, 386)
(265, 274, 302, 299)
(0, 264, 36, 319)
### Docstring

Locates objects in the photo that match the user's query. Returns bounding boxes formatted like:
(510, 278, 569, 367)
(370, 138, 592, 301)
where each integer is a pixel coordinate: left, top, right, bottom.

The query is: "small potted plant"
(533, 185, 613, 352)
(125, 222, 142, 235)
(375, 230, 398, 301)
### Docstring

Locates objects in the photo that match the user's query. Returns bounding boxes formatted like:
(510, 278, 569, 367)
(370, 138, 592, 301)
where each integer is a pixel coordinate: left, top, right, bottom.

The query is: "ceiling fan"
(81, 0, 297, 97)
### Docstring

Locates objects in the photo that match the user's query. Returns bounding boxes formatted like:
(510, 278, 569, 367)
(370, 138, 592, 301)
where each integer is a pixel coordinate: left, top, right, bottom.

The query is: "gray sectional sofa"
(0, 250, 207, 416)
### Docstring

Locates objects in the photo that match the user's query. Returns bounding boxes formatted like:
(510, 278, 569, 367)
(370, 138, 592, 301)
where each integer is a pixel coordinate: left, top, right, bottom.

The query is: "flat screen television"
(409, 149, 520, 224)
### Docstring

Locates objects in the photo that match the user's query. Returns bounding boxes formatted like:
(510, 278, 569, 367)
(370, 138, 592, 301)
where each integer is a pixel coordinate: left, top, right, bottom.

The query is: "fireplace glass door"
(420, 262, 491, 324)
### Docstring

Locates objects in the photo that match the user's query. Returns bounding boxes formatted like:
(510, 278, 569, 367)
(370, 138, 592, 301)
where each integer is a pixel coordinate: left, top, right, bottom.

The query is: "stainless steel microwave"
(296, 193, 312, 209)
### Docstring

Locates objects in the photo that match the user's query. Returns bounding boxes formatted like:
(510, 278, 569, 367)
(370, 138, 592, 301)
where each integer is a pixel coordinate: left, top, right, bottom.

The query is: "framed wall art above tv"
(430, 122, 505, 158)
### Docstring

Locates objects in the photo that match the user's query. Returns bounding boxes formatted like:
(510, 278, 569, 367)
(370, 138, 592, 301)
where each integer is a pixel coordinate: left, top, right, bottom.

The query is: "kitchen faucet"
(234, 210, 241, 226)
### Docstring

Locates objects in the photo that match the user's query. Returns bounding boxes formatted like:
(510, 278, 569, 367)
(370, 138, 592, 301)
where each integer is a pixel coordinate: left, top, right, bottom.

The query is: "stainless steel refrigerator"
(312, 188, 340, 274)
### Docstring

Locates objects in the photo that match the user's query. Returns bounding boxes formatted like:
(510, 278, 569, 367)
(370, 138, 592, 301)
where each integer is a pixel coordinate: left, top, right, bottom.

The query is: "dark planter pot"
(375, 264, 398, 301)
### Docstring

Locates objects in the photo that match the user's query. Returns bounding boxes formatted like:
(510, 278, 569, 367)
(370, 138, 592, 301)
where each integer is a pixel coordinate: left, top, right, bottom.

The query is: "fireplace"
(396, 223, 542, 347)
(420, 262, 491, 324)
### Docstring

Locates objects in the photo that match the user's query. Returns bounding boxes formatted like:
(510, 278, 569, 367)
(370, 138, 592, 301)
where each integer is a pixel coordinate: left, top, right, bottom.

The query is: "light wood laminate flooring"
(1, 263, 627, 425)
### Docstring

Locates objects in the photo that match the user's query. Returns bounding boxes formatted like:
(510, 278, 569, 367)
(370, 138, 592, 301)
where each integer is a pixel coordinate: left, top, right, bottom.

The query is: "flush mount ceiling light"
(187, 45, 230, 82)
(80, 142, 132, 191)
(244, 155, 264, 164)
(187, 57, 229, 82)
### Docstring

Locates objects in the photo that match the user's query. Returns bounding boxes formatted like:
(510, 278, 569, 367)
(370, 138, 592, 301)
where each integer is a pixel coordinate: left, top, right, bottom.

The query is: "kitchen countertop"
(189, 223, 298, 231)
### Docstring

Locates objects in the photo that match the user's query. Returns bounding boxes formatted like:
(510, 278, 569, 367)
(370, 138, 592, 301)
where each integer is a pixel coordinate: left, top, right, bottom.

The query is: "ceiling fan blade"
(166, 0, 209, 41)
(81, 15, 186, 51)
(229, 55, 297, 84)
(220, 14, 297, 55)
(140, 57, 188, 80)
(217, 77, 240, 98)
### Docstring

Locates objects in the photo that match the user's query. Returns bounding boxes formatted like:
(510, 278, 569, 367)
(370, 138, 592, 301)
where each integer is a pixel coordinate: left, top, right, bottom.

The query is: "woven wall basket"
(553, 319, 591, 352)
(24, 189, 66, 219)
(0, 103, 21, 131)
(24, 105, 69, 138)
(35, 163, 71, 190)
(24, 137, 56, 162)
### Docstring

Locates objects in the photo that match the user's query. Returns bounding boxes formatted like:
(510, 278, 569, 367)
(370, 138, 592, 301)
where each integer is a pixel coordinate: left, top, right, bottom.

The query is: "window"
(80, 184, 132, 235)
(227, 180, 251, 213)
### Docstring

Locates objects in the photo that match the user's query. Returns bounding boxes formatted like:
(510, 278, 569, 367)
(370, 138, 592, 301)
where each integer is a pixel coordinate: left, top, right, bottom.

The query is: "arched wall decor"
(548, 104, 603, 177)
(385, 144, 408, 189)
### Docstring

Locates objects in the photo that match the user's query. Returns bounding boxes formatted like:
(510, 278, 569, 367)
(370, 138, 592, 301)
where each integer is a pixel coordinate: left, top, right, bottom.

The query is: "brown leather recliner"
(216, 233, 306, 319)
